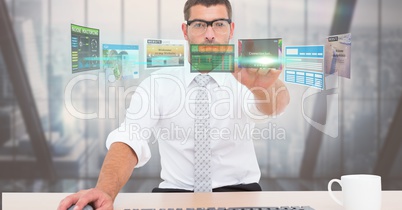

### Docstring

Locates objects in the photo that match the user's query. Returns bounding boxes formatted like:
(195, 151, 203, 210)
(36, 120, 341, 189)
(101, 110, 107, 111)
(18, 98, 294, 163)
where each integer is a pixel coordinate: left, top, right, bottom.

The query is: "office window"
(0, 0, 401, 192)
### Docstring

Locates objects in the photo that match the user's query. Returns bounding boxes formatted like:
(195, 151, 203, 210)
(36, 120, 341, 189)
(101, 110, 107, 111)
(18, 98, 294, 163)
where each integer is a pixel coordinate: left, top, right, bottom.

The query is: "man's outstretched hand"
(232, 66, 289, 116)
(232, 66, 282, 91)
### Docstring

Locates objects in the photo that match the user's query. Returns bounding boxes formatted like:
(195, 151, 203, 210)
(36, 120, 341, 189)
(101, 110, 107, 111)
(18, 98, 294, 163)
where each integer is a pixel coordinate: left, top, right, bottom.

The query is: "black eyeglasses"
(186, 18, 232, 35)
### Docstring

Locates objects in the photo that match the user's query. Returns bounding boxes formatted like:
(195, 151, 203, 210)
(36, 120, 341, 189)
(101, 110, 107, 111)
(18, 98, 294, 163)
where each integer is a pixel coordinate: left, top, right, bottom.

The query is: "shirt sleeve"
(106, 76, 160, 168)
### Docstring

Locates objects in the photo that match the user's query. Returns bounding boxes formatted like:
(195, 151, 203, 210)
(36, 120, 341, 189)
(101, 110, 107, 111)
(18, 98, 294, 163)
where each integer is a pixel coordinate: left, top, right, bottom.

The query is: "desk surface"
(2, 191, 402, 210)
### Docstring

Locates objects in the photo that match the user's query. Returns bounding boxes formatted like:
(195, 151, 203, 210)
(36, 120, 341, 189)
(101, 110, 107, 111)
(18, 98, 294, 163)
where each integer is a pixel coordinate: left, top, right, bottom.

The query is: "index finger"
(58, 193, 81, 210)
(73, 191, 101, 210)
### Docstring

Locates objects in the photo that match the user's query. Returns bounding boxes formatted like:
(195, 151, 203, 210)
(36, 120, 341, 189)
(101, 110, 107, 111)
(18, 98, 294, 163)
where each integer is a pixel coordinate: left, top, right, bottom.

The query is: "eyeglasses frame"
(186, 18, 232, 35)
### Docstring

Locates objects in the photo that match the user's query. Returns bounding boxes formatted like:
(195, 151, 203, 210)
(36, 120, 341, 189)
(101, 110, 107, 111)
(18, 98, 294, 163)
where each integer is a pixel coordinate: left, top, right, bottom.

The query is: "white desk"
(2, 191, 402, 210)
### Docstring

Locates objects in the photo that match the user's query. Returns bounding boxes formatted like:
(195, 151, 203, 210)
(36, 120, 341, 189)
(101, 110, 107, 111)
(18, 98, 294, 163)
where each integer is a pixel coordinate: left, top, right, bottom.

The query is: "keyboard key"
(129, 206, 314, 210)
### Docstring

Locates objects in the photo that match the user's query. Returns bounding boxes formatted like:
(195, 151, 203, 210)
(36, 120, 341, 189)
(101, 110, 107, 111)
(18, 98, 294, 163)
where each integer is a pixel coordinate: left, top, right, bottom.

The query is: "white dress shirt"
(106, 67, 271, 190)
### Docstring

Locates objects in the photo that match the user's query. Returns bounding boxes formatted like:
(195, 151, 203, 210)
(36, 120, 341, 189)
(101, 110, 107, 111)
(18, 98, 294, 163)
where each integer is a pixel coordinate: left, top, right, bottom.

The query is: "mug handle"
(328, 179, 343, 206)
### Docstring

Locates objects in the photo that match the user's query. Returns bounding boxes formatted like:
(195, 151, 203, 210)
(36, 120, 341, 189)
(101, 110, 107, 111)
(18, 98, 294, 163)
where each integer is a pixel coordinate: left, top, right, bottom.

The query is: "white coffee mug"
(328, 174, 382, 210)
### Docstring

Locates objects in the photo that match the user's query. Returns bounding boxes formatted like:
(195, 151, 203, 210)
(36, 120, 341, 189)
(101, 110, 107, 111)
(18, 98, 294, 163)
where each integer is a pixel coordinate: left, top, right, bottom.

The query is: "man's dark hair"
(184, 0, 232, 21)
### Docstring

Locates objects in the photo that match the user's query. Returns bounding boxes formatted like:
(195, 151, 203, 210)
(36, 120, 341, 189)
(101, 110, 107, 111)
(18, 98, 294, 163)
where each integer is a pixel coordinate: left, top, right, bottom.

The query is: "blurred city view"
(0, 0, 401, 198)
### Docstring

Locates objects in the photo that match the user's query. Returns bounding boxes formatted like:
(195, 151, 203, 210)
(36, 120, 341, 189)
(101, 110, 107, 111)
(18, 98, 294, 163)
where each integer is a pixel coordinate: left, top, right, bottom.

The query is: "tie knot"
(194, 74, 210, 87)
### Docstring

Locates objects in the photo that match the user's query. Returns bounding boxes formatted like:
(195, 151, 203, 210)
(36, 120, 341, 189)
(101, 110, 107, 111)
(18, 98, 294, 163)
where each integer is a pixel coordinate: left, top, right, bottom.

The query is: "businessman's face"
(182, 4, 234, 45)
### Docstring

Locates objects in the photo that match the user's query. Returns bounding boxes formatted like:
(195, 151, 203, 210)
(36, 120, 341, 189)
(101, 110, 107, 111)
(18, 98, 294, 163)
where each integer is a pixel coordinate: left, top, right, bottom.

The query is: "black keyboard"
(125, 207, 315, 210)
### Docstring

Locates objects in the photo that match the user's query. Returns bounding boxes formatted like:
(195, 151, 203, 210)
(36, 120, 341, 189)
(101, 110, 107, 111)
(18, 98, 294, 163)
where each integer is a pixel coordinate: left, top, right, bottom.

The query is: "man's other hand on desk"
(58, 188, 113, 210)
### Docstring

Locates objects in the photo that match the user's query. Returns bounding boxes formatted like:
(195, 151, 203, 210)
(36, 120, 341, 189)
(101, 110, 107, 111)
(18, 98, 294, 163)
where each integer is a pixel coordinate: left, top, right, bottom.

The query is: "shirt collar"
(184, 70, 227, 87)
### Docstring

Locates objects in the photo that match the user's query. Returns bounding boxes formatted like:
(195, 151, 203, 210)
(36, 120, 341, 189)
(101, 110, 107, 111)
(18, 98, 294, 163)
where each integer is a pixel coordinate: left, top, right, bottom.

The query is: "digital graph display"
(71, 24, 100, 73)
(190, 44, 234, 73)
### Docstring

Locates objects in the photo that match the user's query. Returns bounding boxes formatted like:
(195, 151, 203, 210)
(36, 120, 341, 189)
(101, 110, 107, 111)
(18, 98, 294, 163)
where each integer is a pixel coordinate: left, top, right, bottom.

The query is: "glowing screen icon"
(238, 38, 283, 69)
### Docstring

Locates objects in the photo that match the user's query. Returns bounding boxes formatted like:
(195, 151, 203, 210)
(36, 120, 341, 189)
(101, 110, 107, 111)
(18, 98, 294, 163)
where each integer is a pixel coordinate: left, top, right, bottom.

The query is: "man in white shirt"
(58, 0, 289, 209)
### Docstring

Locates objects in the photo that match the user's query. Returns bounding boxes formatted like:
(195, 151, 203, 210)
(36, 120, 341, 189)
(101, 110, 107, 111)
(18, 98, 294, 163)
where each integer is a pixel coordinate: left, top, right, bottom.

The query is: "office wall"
(0, 0, 401, 194)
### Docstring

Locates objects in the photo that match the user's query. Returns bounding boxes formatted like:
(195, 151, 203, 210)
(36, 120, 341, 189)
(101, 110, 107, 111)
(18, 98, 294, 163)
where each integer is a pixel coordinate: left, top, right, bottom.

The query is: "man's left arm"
(233, 67, 290, 117)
